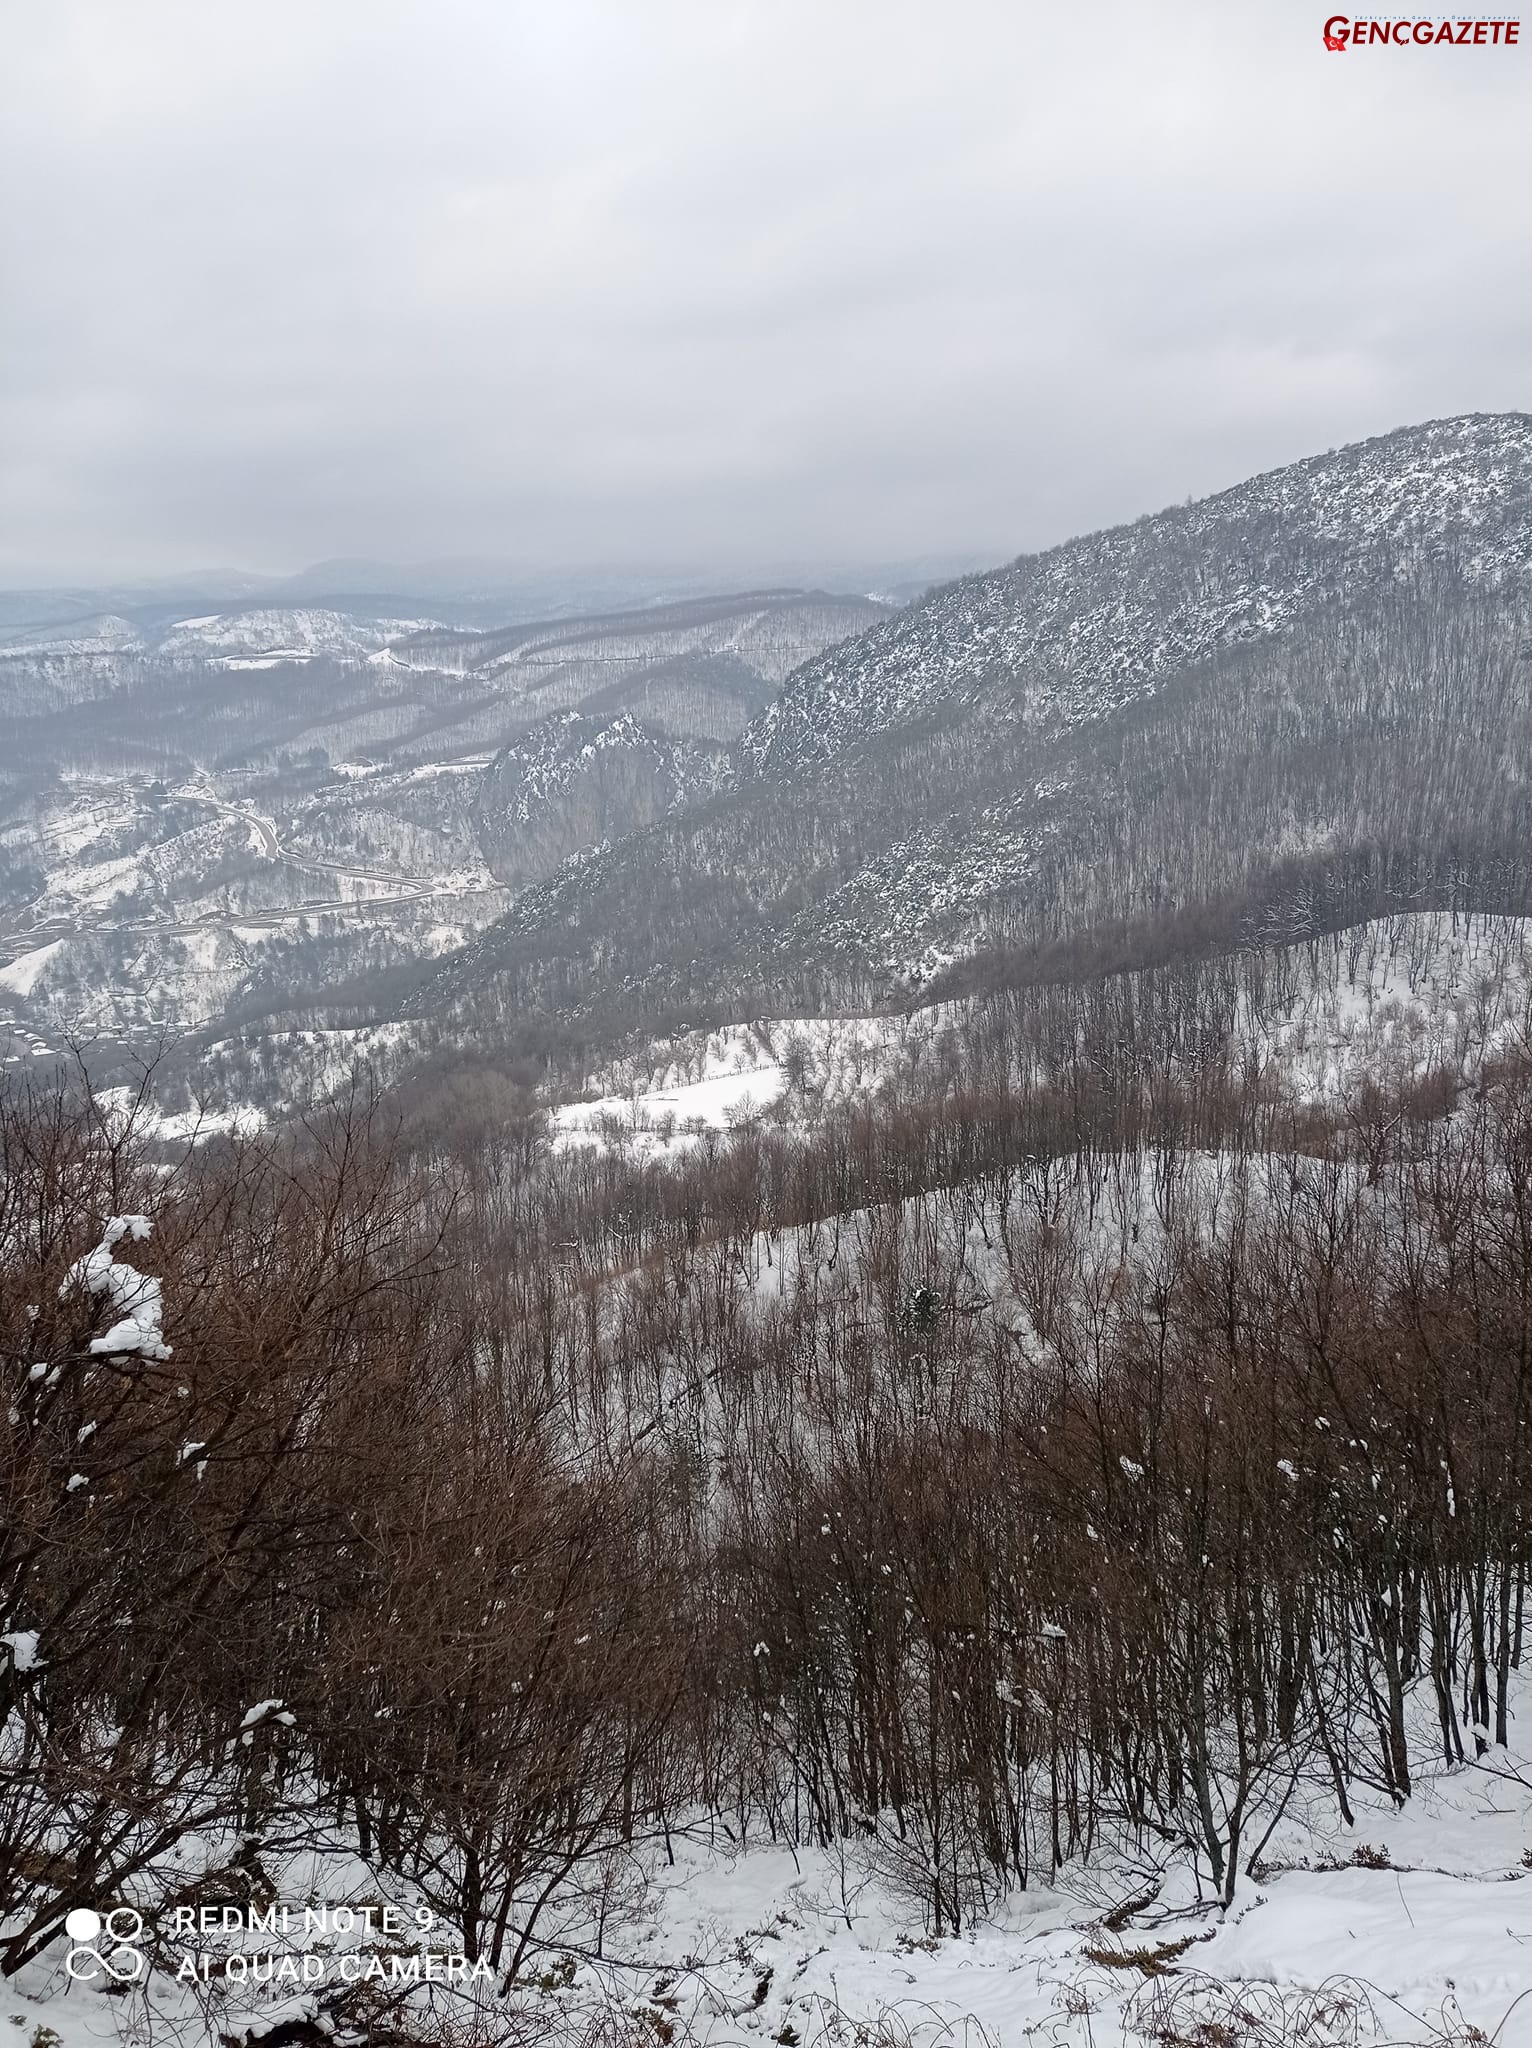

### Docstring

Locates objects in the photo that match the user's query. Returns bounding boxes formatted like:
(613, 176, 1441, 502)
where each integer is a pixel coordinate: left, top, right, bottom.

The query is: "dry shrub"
(1124, 1970, 1494, 2047)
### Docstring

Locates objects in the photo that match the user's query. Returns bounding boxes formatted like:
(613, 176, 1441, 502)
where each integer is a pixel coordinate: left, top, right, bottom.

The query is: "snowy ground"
(550, 1055, 791, 1155)
(569, 1751, 1532, 2047)
(1247, 912, 1532, 1104)
(549, 1011, 948, 1155)
(92, 1083, 267, 1144)
(10, 918, 1532, 2046)
(7, 1729, 1530, 2047)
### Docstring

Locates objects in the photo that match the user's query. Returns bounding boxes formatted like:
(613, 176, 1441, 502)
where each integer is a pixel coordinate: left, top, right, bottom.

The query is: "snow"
(155, 1103, 265, 1141)
(540, 1764, 1532, 2046)
(0, 761, 514, 1041)
(548, 997, 950, 1150)
(552, 1067, 788, 1153)
(4, 1729, 1529, 2046)
(404, 759, 491, 779)
(192, 1019, 417, 1119)
(238, 1698, 296, 1739)
(94, 1086, 265, 1145)
(747, 414, 1532, 782)
(549, 1010, 935, 1154)
(0, 613, 143, 657)
(0, 938, 66, 996)
(492, 710, 678, 824)
(59, 1213, 172, 1360)
(1249, 911, 1532, 1104)
(1, 1628, 41, 1672)
(546, 913, 1532, 1166)
(159, 608, 449, 662)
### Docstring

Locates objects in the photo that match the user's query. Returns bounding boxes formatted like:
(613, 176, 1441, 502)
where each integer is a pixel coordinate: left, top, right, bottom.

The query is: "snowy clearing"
(7, 1726, 1530, 2047)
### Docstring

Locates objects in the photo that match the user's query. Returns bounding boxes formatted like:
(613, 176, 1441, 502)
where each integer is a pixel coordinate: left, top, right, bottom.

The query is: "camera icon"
(64, 1907, 146, 1984)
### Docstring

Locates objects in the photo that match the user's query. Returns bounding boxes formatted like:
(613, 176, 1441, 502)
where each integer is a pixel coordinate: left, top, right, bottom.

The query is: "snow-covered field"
(93, 1082, 267, 1143)
(0, 938, 66, 998)
(552, 1064, 791, 1153)
(550, 1011, 926, 1153)
(550, 1011, 951, 1154)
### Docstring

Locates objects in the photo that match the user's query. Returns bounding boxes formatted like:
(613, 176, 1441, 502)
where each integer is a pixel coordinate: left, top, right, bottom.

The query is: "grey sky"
(3, 0, 1529, 585)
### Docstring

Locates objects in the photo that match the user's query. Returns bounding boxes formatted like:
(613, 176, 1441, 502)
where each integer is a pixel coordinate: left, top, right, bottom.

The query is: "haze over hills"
(0, 548, 980, 634)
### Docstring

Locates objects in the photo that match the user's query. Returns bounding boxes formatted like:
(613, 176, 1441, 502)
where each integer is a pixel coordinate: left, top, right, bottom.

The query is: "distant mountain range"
(0, 550, 984, 635)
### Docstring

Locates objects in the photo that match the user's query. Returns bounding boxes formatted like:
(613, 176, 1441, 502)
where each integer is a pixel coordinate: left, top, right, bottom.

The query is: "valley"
(0, 585, 887, 1064)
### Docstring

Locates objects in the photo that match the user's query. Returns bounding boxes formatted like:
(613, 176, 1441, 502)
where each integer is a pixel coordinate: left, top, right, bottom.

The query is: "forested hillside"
(427, 459, 1532, 1062)
(6, 903, 1532, 2043)
(9, 418, 1531, 1103)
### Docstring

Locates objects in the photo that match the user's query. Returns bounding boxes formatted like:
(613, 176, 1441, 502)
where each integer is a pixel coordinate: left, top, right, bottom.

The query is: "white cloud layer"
(2, 0, 1528, 581)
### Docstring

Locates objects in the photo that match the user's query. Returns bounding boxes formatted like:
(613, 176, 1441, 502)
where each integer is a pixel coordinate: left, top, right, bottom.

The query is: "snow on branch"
(60, 1214, 172, 1360)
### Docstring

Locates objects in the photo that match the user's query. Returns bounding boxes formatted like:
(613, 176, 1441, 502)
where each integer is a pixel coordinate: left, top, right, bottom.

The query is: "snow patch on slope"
(0, 940, 66, 997)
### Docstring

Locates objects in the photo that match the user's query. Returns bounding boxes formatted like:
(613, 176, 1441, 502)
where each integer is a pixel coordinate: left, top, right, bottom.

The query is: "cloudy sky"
(3, 0, 1529, 586)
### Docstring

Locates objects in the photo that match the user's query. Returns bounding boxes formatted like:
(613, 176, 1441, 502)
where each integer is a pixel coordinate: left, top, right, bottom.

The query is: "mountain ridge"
(417, 413, 1532, 1051)
(742, 412, 1532, 780)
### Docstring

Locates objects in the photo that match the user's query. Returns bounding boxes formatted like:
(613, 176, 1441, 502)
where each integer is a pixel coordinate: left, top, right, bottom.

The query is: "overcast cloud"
(2, 0, 1529, 585)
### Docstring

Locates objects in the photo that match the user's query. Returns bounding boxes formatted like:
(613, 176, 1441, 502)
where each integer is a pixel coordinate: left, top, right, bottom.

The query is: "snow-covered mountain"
(8, 416, 1532, 1097)
(156, 607, 446, 665)
(0, 605, 443, 707)
(386, 588, 891, 740)
(475, 711, 731, 887)
(424, 414, 1532, 1049)
(746, 413, 1532, 779)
